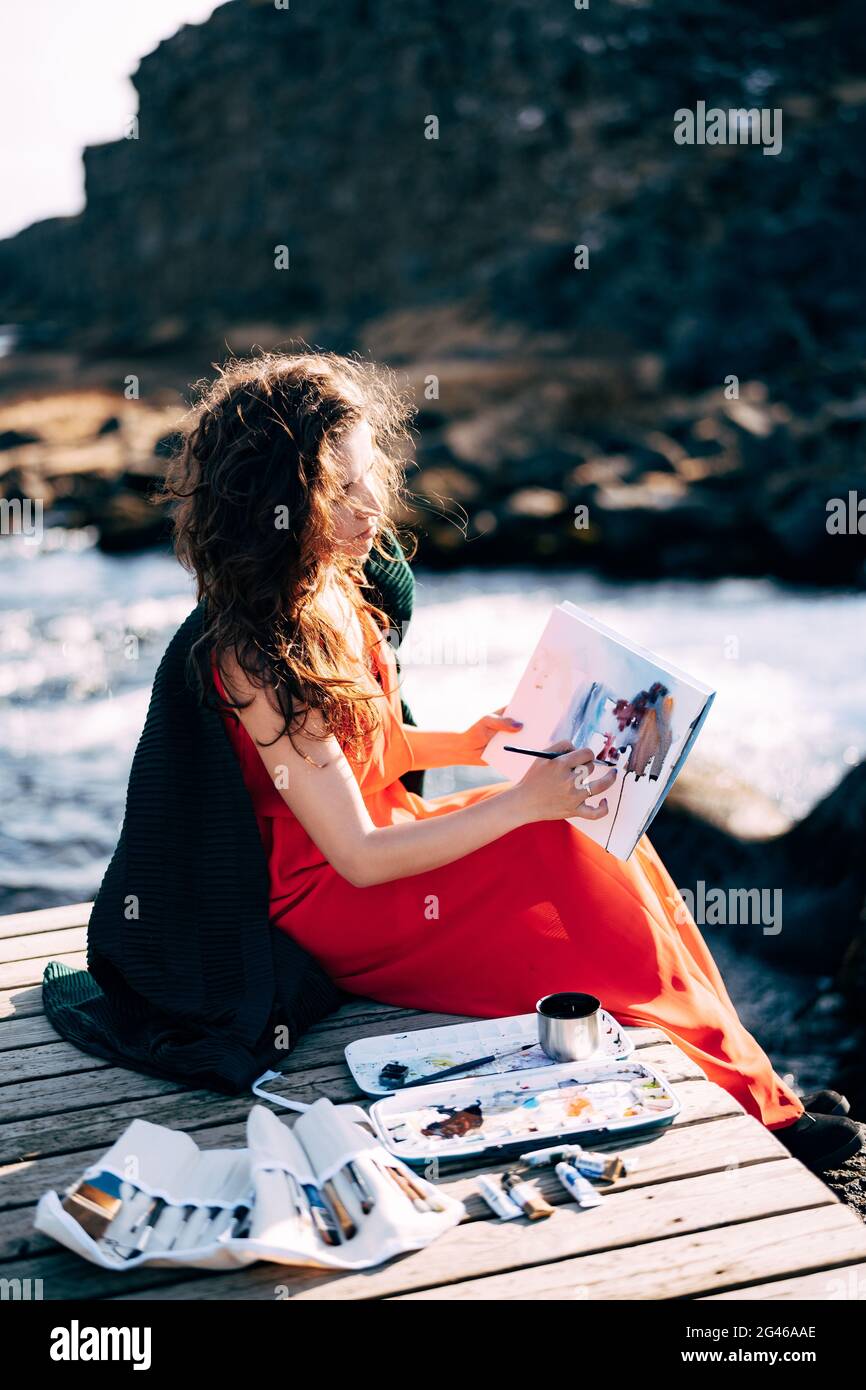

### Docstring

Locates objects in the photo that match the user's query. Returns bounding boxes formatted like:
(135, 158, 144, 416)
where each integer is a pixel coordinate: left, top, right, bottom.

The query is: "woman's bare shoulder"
(215, 647, 327, 744)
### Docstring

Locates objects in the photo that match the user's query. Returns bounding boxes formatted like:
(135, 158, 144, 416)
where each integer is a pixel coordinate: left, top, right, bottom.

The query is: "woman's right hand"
(512, 741, 618, 824)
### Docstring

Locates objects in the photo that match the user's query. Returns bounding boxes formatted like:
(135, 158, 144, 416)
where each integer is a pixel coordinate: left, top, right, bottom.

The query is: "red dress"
(213, 613, 803, 1131)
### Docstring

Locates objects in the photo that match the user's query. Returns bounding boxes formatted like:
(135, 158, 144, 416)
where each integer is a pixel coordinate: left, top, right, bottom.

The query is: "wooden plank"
(0, 1019, 684, 1128)
(0, 928, 86, 965)
(0, 1069, 741, 1250)
(0, 1069, 733, 1209)
(0, 1113, 271, 1222)
(391, 1206, 866, 1301)
(702, 1263, 866, 1301)
(0, 1129, 816, 1302)
(0, 1076, 799, 1303)
(0, 1063, 187, 1132)
(0, 1007, 482, 1080)
(0, 1027, 667, 1142)
(0, 1018, 666, 1103)
(0, 1111, 782, 1267)
(0, 903, 91, 940)
(0, 1010, 659, 1059)
(0, 906, 849, 1308)
(256, 1028, 681, 1100)
(0, 980, 527, 1035)
(0, 986, 45, 1023)
(0, 951, 87, 994)
(0, 1041, 112, 1086)
(105, 1160, 839, 1304)
(0, 1098, 763, 1265)
(0, 1034, 706, 1169)
(0, 1014, 76, 1050)
(0, 1002, 442, 1061)
(0, 983, 429, 1033)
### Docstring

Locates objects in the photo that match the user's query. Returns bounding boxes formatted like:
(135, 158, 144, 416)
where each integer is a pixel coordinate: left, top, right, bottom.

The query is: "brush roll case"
(34, 1100, 463, 1272)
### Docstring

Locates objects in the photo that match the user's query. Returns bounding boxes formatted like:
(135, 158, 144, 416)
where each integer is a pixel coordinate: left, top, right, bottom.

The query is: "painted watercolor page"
(484, 603, 715, 860)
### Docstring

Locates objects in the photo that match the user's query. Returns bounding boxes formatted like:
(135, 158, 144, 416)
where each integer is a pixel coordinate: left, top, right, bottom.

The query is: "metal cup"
(536, 991, 601, 1062)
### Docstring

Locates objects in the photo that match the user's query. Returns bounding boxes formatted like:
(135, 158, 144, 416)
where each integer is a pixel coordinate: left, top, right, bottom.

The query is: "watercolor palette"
(366, 1060, 680, 1165)
(345, 1010, 634, 1098)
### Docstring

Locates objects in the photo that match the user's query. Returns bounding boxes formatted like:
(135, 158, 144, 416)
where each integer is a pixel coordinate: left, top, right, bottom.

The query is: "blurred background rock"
(1, 0, 865, 1131)
(1, 0, 865, 580)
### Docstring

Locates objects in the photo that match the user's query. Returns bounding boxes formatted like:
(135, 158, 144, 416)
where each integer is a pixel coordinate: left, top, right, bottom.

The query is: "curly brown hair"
(161, 348, 415, 758)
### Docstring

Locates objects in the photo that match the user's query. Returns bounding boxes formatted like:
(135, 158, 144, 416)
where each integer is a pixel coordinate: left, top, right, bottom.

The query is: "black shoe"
(775, 1112, 863, 1172)
(801, 1088, 850, 1117)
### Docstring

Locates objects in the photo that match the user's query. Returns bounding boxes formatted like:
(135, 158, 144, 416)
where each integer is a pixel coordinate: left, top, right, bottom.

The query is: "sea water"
(1, 528, 864, 912)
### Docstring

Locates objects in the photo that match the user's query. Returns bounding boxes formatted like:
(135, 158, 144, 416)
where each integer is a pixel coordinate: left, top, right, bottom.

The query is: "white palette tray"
(366, 1058, 680, 1165)
(345, 1009, 634, 1098)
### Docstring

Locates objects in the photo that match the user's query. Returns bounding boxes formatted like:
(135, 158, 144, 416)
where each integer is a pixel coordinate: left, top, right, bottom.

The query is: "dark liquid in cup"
(537, 991, 600, 1020)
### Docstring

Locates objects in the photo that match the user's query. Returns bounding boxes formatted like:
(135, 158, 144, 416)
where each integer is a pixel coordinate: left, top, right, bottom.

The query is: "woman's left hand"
(460, 708, 524, 766)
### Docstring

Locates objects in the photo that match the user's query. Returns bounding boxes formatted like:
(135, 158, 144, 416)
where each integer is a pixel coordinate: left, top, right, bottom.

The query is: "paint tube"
(170, 1204, 217, 1251)
(141, 1201, 188, 1253)
(501, 1171, 554, 1220)
(520, 1143, 586, 1167)
(555, 1162, 603, 1208)
(477, 1175, 523, 1220)
(520, 1143, 633, 1181)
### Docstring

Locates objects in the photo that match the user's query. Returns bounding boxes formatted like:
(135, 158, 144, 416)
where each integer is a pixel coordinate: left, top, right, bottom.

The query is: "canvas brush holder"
(34, 1099, 464, 1273)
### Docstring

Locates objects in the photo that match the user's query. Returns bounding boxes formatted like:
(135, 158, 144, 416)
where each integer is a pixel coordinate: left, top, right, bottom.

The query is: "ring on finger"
(583, 767, 615, 797)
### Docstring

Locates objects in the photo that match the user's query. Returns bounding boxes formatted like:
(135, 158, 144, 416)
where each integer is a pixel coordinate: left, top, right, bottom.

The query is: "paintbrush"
(322, 1178, 357, 1241)
(502, 745, 570, 759)
(394, 1042, 538, 1089)
(344, 1160, 375, 1214)
(391, 1158, 448, 1214)
(503, 746, 609, 764)
(380, 1163, 430, 1213)
(302, 1182, 341, 1246)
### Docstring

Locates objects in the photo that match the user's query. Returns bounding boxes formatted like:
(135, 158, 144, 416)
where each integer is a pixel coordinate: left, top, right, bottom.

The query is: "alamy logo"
(826, 491, 866, 534)
(0, 496, 43, 543)
(49, 1320, 152, 1371)
(674, 101, 782, 156)
(675, 880, 782, 935)
(0, 1276, 43, 1299)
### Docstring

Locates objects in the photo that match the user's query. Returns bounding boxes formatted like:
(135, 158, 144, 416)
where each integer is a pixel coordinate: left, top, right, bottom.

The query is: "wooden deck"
(2, 901, 866, 1302)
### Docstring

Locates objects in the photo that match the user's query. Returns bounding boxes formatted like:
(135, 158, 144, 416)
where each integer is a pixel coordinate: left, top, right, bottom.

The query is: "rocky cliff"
(1, 0, 865, 582)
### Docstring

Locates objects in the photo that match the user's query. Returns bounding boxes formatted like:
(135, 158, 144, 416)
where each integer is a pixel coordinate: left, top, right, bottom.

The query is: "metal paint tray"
(345, 1009, 634, 1098)
(366, 1057, 680, 1166)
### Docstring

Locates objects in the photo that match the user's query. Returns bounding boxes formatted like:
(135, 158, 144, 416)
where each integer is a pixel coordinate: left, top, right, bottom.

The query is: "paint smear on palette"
(421, 1103, 484, 1139)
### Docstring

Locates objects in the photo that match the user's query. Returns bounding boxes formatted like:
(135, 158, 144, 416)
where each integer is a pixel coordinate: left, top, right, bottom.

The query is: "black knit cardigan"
(43, 537, 419, 1093)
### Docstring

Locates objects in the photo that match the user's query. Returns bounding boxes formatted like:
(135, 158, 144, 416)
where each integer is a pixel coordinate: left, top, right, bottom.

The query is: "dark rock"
(0, 465, 53, 507)
(0, 0, 863, 389)
(154, 431, 183, 460)
(652, 761, 866, 978)
(0, 0, 863, 586)
(0, 428, 39, 450)
(119, 469, 162, 499)
(95, 492, 170, 554)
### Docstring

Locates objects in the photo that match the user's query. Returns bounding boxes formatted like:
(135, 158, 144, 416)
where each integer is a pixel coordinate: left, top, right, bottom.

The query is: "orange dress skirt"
(213, 616, 804, 1131)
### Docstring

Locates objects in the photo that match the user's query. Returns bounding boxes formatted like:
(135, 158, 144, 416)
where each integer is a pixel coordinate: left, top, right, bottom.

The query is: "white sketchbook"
(483, 602, 715, 860)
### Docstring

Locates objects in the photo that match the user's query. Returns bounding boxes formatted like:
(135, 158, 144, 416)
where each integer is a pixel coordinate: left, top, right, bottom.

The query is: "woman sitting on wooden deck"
(54, 350, 861, 1175)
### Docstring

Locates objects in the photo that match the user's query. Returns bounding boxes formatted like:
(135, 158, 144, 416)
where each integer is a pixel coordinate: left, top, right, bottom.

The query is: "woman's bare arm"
(224, 668, 614, 888)
(399, 710, 523, 770)
(229, 682, 523, 886)
(398, 727, 475, 770)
